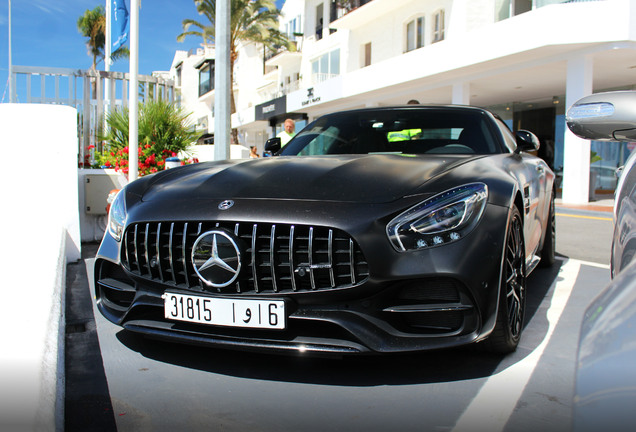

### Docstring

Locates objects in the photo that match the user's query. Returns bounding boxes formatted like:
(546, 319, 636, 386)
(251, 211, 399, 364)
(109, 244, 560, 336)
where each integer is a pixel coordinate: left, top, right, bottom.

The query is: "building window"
(496, 0, 533, 21)
(285, 15, 303, 37)
(198, 60, 214, 97)
(406, 16, 425, 52)
(311, 49, 340, 83)
(316, 3, 324, 40)
(363, 42, 372, 67)
(175, 65, 182, 87)
(432, 9, 445, 43)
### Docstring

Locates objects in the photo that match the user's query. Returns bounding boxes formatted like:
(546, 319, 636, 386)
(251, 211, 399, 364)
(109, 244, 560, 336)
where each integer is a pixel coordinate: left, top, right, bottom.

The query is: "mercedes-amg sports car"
(95, 105, 555, 355)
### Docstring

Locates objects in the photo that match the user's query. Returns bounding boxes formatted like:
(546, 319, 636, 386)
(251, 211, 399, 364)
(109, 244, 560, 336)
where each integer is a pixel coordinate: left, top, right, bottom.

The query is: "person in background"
(388, 100, 422, 141)
(250, 146, 260, 158)
(277, 118, 296, 147)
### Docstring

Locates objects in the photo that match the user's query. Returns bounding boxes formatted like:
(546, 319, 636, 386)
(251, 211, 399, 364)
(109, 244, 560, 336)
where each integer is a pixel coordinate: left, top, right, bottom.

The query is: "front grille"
(121, 221, 369, 294)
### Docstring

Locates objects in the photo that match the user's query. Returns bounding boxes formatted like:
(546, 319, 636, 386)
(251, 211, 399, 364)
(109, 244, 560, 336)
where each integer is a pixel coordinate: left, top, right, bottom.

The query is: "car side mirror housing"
(515, 130, 540, 153)
(566, 91, 636, 142)
(264, 137, 282, 154)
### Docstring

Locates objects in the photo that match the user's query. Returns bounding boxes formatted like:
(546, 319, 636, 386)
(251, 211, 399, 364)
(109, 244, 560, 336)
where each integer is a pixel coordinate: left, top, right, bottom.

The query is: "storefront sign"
(255, 96, 286, 120)
(301, 88, 321, 107)
(287, 76, 343, 112)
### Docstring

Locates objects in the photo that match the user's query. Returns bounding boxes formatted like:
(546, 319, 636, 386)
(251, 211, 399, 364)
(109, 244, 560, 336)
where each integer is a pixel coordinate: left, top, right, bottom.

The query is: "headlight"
(108, 188, 127, 242)
(387, 183, 488, 252)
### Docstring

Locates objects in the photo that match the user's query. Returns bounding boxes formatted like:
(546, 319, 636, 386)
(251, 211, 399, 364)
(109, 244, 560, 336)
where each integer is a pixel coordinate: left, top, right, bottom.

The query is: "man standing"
(277, 118, 296, 147)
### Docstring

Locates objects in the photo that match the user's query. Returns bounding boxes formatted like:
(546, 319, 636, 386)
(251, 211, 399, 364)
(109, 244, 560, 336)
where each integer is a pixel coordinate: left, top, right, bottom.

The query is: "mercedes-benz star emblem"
(218, 200, 234, 210)
(192, 230, 241, 288)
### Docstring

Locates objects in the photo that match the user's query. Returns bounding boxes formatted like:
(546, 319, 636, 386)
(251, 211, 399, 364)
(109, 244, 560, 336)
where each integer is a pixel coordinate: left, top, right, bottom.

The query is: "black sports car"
(95, 105, 555, 355)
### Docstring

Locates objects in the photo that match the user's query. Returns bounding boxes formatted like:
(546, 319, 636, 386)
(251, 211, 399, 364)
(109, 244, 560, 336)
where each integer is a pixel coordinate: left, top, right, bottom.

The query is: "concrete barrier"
(0, 104, 81, 431)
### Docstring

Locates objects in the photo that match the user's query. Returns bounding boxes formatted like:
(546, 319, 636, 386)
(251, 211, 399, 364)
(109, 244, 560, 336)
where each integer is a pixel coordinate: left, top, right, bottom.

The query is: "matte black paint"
(95, 106, 555, 355)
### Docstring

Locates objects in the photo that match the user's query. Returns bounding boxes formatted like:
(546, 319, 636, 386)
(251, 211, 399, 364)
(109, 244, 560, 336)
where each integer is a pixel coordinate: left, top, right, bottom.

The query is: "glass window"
(311, 49, 340, 83)
(363, 43, 371, 67)
(198, 61, 214, 97)
(433, 10, 445, 43)
(330, 49, 340, 75)
(406, 17, 425, 52)
(417, 17, 425, 48)
(407, 21, 415, 52)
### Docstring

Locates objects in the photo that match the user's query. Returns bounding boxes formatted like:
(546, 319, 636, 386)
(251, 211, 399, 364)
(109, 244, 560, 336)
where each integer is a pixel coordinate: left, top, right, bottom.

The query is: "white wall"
(0, 103, 81, 431)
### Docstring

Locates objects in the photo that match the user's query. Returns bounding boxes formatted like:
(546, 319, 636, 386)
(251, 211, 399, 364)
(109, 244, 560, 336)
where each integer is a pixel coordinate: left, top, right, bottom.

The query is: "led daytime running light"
(387, 183, 488, 252)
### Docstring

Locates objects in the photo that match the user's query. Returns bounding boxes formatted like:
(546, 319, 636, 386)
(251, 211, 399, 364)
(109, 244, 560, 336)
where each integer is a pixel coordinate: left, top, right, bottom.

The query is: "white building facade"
(171, 0, 636, 204)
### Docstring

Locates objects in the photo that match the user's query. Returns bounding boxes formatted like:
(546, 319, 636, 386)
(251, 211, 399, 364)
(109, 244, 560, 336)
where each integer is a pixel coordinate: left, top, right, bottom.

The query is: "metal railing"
(6, 66, 175, 167)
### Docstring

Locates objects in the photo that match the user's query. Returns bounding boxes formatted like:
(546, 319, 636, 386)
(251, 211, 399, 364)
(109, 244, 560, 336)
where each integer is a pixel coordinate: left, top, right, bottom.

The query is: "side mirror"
(515, 130, 540, 153)
(566, 91, 636, 141)
(264, 137, 282, 154)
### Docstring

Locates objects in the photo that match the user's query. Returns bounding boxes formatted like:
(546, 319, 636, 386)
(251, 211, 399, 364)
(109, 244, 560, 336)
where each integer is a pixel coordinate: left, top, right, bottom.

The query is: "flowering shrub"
(95, 99, 200, 177)
(98, 144, 199, 176)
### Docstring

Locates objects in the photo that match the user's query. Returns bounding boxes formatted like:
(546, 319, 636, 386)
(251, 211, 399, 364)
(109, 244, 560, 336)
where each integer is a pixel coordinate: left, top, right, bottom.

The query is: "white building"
(170, 0, 636, 204)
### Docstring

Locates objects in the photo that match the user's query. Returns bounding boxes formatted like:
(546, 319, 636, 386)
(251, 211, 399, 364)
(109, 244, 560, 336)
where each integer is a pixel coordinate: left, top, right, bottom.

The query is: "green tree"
(77, 6, 130, 71)
(177, 0, 294, 142)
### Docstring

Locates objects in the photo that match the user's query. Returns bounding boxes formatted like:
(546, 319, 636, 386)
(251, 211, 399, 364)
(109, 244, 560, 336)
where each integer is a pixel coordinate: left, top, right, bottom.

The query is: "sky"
(0, 0, 286, 102)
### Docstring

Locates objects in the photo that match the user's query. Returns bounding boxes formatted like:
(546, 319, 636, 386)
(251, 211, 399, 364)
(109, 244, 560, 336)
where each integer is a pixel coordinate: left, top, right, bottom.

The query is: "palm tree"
(77, 6, 130, 71)
(177, 0, 294, 142)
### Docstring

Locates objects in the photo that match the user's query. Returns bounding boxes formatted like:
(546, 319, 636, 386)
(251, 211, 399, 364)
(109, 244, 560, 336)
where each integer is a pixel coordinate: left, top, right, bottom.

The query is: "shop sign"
(255, 96, 286, 120)
(301, 88, 321, 107)
(287, 76, 343, 112)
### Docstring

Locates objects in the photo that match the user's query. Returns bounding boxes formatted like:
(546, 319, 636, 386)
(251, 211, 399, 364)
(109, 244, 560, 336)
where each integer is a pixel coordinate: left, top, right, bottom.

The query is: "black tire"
(486, 206, 526, 354)
(540, 193, 556, 268)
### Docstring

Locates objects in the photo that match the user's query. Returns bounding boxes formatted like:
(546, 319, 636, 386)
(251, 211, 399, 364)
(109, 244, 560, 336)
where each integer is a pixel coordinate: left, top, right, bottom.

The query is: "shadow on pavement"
(112, 260, 564, 387)
(65, 243, 117, 432)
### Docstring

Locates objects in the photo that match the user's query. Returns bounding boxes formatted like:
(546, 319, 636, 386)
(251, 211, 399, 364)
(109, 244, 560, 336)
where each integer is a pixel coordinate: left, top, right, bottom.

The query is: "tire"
(540, 193, 556, 268)
(486, 206, 526, 354)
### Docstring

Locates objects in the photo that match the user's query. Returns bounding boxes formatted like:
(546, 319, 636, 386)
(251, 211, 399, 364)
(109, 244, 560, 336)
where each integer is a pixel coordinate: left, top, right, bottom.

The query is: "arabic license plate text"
(164, 293, 285, 329)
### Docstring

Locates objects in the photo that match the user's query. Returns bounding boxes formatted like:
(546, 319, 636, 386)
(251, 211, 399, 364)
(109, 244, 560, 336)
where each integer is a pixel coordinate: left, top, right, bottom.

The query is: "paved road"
(555, 206, 614, 266)
(65, 208, 614, 431)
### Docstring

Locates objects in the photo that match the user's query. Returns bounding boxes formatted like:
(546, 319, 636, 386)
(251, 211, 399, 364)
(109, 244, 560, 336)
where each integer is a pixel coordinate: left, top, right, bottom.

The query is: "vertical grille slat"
(251, 224, 259, 293)
(168, 223, 177, 285)
(156, 223, 164, 282)
(133, 225, 141, 274)
(289, 225, 297, 292)
(122, 221, 369, 294)
(182, 223, 191, 287)
(308, 227, 316, 290)
(349, 239, 356, 285)
(270, 225, 278, 293)
(328, 229, 335, 288)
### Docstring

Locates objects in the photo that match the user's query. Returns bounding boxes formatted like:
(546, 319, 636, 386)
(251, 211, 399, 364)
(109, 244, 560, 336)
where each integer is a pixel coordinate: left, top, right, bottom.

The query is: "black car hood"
(140, 154, 477, 204)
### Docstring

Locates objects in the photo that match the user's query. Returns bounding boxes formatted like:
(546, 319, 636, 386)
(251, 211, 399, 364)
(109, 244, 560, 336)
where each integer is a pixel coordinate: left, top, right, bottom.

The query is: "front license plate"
(163, 293, 285, 330)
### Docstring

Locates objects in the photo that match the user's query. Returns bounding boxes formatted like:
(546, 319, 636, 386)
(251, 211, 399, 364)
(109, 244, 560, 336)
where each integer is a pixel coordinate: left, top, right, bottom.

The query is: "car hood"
(140, 154, 477, 204)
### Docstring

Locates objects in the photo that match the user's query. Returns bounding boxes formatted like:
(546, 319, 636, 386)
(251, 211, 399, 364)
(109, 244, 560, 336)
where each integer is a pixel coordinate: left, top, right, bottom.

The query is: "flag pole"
(214, 0, 231, 160)
(128, 0, 139, 182)
(8, 0, 13, 103)
(105, 0, 111, 106)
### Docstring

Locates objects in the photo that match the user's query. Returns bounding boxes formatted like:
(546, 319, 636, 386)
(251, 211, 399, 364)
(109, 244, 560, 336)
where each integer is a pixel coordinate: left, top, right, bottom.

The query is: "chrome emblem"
(192, 230, 241, 288)
(218, 200, 234, 210)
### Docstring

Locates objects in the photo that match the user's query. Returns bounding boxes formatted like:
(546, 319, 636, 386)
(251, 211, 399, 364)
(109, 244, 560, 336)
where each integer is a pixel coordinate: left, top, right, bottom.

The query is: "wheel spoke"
(504, 214, 525, 339)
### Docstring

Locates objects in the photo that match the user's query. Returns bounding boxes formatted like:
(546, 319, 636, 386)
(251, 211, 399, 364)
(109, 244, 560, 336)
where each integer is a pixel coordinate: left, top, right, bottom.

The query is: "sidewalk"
(556, 198, 614, 214)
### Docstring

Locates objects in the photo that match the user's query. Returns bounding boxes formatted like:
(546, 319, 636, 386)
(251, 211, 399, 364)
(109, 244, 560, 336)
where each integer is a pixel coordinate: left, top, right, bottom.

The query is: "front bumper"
(95, 203, 509, 355)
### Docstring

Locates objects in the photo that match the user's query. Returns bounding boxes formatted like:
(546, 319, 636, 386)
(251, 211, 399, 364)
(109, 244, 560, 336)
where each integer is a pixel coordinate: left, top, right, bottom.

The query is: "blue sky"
(0, 0, 286, 102)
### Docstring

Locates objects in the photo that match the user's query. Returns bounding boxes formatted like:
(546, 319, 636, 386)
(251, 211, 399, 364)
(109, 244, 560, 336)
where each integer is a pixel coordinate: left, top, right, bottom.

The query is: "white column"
(128, 0, 139, 182)
(214, 0, 231, 160)
(562, 55, 593, 204)
(452, 82, 470, 105)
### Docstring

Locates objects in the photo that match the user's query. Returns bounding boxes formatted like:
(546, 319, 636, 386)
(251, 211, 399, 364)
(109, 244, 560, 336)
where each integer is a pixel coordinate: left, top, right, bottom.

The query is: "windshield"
(279, 108, 501, 156)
